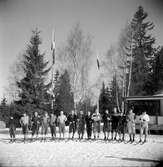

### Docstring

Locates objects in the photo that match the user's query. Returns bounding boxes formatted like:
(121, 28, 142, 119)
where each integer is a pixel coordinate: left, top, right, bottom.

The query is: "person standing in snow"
(31, 111, 40, 141)
(67, 110, 78, 139)
(102, 109, 112, 140)
(8, 115, 16, 143)
(41, 111, 49, 141)
(20, 112, 29, 142)
(92, 108, 101, 139)
(77, 110, 85, 139)
(111, 107, 119, 140)
(49, 112, 57, 140)
(85, 111, 93, 139)
(139, 111, 150, 142)
(126, 109, 136, 142)
(57, 111, 67, 139)
(117, 112, 127, 142)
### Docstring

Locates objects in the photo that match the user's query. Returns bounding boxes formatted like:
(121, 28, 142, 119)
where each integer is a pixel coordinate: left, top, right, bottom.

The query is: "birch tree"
(58, 24, 93, 105)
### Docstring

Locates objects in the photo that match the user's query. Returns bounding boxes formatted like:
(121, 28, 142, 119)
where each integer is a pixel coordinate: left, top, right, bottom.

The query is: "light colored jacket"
(139, 113, 150, 127)
(92, 113, 101, 122)
(57, 115, 67, 124)
(20, 115, 29, 125)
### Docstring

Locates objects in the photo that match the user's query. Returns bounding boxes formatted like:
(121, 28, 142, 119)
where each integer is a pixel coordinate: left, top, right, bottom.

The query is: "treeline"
(1, 6, 163, 125)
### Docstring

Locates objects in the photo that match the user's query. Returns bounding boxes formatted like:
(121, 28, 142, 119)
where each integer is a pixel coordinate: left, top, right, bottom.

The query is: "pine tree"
(55, 70, 74, 116)
(129, 6, 155, 95)
(16, 29, 51, 116)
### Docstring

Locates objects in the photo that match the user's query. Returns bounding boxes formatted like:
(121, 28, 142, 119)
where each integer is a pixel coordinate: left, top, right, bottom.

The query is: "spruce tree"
(16, 29, 51, 115)
(153, 47, 163, 92)
(99, 82, 112, 114)
(129, 6, 155, 95)
(55, 70, 74, 116)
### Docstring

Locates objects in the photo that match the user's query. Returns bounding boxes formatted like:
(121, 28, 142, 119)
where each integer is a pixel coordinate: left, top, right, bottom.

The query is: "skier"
(67, 110, 77, 139)
(77, 110, 85, 139)
(92, 108, 101, 139)
(85, 111, 93, 140)
(102, 109, 112, 140)
(8, 115, 16, 143)
(57, 111, 67, 139)
(127, 109, 136, 142)
(139, 111, 150, 142)
(41, 111, 49, 141)
(20, 112, 29, 143)
(117, 112, 127, 142)
(31, 111, 40, 141)
(111, 107, 119, 140)
(49, 112, 57, 140)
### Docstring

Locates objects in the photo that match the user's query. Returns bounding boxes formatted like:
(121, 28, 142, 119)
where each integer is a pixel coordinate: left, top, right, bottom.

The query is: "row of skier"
(8, 107, 150, 143)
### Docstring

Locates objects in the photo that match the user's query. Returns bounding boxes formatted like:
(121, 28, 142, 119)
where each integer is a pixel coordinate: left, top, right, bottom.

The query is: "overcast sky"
(0, 0, 163, 100)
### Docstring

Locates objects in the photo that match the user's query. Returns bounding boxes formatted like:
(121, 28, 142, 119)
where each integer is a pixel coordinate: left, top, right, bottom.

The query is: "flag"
(51, 30, 55, 65)
(97, 58, 100, 70)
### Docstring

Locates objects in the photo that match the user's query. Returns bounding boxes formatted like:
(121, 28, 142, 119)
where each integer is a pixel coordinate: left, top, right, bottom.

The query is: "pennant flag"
(97, 58, 100, 70)
(51, 30, 55, 65)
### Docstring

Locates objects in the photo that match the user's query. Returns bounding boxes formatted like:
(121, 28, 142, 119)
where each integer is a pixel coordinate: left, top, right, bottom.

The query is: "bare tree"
(115, 23, 133, 113)
(4, 54, 25, 102)
(101, 23, 132, 113)
(58, 24, 93, 106)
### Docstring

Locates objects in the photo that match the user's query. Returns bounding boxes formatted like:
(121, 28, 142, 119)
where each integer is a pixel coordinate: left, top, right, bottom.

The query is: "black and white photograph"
(0, 0, 163, 166)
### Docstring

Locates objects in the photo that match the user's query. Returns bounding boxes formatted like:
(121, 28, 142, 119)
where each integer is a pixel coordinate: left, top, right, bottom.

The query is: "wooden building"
(125, 95, 163, 131)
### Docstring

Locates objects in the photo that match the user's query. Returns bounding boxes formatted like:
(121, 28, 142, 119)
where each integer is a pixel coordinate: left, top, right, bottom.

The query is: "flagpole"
(96, 54, 100, 113)
(51, 30, 55, 110)
(51, 64, 54, 110)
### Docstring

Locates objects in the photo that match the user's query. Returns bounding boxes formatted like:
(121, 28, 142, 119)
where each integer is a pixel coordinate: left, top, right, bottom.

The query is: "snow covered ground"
(0, 128, 163, 167)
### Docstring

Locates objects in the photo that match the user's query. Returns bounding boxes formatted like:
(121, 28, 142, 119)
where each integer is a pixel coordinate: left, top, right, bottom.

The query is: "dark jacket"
(102, 113, 111, 125)
(85, 115, 93, 129)
(9, 118, 16, 130)
(78, 114, 85, 125)
(112, 114, 119, 129)
(67, 114, 77, 125)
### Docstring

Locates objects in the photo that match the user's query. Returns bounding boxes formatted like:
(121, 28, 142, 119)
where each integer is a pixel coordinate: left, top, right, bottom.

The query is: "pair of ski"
(124, 140, 147, 145)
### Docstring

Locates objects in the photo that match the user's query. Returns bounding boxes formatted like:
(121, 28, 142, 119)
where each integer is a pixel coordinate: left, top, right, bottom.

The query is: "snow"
(0, 129, 163, 167)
